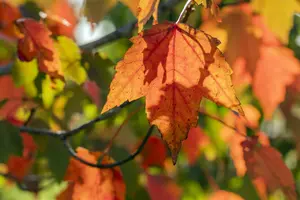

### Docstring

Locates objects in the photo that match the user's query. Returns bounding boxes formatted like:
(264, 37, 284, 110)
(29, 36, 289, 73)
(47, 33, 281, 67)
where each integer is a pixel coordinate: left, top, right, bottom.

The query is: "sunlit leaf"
(102, 22, 242, 163)
(137, 0, 160, 32)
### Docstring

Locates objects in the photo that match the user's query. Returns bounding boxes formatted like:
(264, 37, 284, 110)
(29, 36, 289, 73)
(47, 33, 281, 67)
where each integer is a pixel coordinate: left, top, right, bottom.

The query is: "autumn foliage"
(0, 0, 300, 200)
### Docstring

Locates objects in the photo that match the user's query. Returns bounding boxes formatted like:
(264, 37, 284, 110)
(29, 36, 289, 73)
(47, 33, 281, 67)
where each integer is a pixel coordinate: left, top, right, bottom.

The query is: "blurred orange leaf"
(45, 0, 78, 38)
(146, 174, 182, 200)
(203, 4, 300, 119)
(16, 18, 64, 79)
(195, 0, 221, 22)
(102, 22, 242, 163)
(209, 190, 244, 200)
(182, 126, 210, 165)
(242, 137, 297, 200)
(221, 105, 268, 177)
(57, 147, 125, 200)
(0, 1, 21, 39)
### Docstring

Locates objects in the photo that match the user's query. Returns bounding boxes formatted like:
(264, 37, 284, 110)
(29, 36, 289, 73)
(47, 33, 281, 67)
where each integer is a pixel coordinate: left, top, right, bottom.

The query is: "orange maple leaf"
(102, 22, 242, 163)
(137, 0, 160, 32)
(242, 137, 297, 200)
(57, 147, 126, 200)
(16, 18, 64, 79)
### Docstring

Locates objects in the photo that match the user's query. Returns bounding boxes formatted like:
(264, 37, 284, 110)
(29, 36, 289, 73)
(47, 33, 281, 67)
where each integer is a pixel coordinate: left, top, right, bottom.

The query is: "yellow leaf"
(252, 0, 300, 43)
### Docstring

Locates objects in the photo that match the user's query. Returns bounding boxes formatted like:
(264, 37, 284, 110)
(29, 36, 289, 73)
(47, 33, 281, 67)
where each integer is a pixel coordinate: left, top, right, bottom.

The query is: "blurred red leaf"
(242, 137, 297, 200)
(209, 190, 244, 200)
(84, 80, 101, 108)
(0, 76, 24, 118)
(45, 0, 77, 38)
(146, 174, 182, 200)
(138, 136, 167, 169)
(57, 147, 125, 200)
(0, 1, 21, 39)
(182, 126, 210, 165)
(6, 131, 37, 181)
(16, 18, 63, 79)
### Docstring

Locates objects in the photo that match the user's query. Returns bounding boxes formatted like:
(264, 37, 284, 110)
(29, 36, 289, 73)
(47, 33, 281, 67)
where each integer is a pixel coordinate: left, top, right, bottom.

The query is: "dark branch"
(79, 0, 181, 51)
(63, 126, 154, 168)
(79, 21, 136, 51)
(18, 101, 132, 138)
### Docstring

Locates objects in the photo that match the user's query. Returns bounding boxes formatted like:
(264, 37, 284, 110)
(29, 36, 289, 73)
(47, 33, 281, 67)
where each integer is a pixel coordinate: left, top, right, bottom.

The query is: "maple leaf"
(182, 126, 210, 165)
(146, 174, 182, 200)
(202, 4, 300, 119)
(45, 0, 78, 38)
(0, 1, 21, 39)
(57, 147, 126, 200)
(242, 137, 297, 200)
(209, 190, 244, 200)
(137, 0, 160, 32)
(102, 22, 242, 163)
(137, 136, 167, 169)
(16, 18, 64, 79)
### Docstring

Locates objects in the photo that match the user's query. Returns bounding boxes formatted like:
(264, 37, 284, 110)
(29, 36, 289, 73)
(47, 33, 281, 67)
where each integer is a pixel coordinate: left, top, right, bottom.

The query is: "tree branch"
(18, 101, 132, 138)
(80, 0, 180, 51)
(63, 126, 154, 168)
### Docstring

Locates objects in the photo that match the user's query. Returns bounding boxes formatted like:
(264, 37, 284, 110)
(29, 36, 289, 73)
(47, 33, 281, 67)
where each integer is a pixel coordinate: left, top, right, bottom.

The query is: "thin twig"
(62, 126, 154, 168)
(100, 104, 144, 160)
(176, 0, 194, 24)
(18, 101, 132, 138)
(199, 109, 248, 138)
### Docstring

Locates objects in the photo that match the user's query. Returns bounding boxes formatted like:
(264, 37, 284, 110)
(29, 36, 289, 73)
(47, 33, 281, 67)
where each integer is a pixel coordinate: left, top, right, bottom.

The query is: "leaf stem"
(176, 0, 195, 24)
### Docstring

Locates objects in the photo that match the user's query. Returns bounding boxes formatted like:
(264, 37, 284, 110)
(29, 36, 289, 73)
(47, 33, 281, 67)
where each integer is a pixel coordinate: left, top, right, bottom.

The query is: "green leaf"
(0, 121, 23, 163)
(55, 36, 87, 84)
(45, 137, 70, 182)
(42, 75, 65, 108)
(12, 59, 38, 86)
